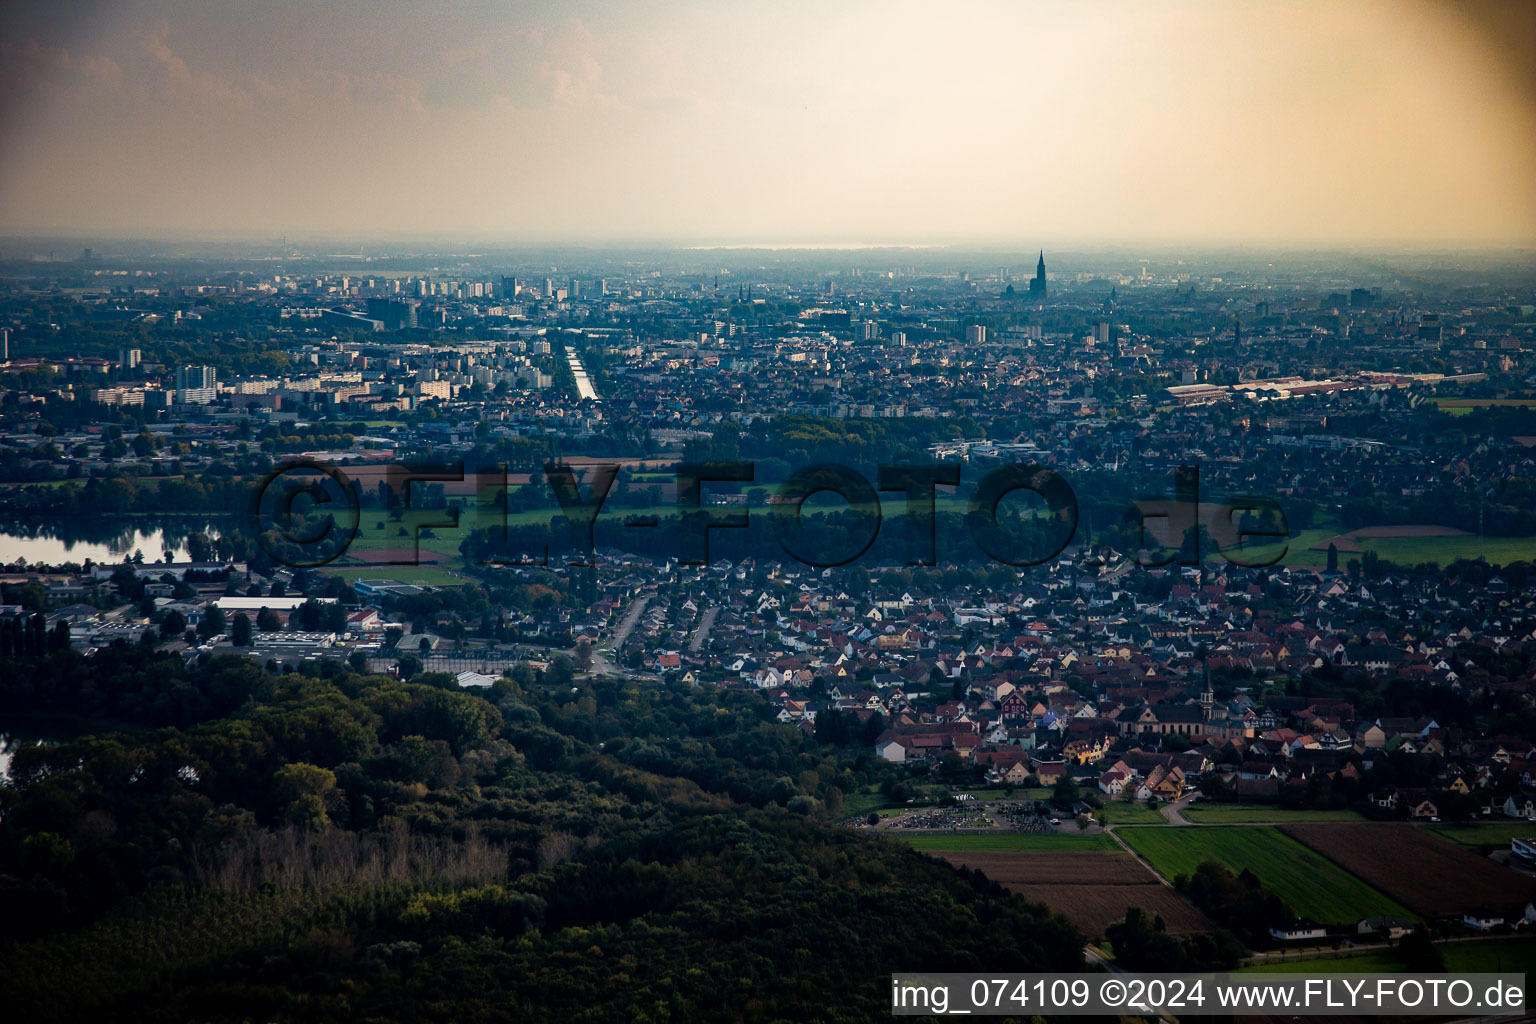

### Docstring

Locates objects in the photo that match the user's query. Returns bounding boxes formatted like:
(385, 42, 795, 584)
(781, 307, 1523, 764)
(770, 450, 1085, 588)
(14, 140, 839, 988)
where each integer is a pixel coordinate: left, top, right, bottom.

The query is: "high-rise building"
(965, 324, 987, 345)
(174, 365, 217, 390)
(1095, 322, 1110, 345)
(120, 348, 141, 370)
(1, 327, 9, 361)
(367, 297, 419, 330)
(1418, 314, 1442, 345)
(500, 276, 519, 299)
(1029, 251, 1047, 297)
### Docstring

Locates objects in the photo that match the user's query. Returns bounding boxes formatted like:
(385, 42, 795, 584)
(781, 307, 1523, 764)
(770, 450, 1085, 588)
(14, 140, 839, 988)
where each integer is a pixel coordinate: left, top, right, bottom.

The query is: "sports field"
(1118, 825, 1409, 923)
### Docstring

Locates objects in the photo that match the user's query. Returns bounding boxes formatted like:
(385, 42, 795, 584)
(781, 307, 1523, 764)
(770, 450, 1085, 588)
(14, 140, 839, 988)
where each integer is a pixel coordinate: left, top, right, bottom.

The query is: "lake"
(0, 730, 58, 783)
(0, 519, 229, 568)
(0, 717, 150, 784)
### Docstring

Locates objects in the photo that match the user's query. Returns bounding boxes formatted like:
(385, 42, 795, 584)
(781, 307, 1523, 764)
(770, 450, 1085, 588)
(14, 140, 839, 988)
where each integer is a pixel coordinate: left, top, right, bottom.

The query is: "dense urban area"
(3, 241, 1536, 1019)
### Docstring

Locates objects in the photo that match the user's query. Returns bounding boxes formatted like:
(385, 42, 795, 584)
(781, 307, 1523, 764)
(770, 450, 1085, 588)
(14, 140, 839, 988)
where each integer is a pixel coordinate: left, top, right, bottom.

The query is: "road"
(689, 605, 718, 652)
(609, 595, 650, 649)
(585, 595, 648, 677)
(1084, 945, 1180, 1024)
(1102, 821, 1179, 890)
(1160, 795, 1194, 825)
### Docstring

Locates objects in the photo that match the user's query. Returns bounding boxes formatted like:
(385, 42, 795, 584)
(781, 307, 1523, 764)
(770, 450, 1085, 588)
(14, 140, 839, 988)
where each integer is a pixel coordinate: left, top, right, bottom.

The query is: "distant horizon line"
(1, 233, 1534, 257)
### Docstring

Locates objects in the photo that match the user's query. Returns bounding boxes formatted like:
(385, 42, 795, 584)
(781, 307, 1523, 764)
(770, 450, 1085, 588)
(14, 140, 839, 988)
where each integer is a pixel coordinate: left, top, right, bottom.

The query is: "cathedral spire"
(1030, 250, 1047, 297)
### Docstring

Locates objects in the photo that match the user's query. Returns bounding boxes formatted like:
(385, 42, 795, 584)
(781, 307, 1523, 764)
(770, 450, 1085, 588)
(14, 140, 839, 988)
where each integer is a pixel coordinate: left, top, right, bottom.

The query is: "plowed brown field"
(1281, 823, 1536, 917)
(934, 850, 1211, 938)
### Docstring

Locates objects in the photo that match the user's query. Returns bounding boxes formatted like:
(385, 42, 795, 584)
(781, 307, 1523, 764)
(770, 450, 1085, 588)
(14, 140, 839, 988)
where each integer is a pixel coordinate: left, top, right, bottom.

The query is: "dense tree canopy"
(0, 658, 1081, 1021)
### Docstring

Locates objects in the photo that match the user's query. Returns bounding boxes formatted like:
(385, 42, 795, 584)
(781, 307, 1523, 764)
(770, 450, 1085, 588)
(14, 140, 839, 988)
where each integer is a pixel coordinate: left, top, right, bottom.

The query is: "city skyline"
(0, 0, 1533, 247)
(7, 2, 1536, 1016)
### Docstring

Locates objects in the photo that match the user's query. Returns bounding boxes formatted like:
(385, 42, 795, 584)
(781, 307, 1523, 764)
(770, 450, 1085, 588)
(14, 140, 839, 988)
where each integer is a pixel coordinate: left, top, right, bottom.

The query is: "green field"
(843, 803, 906, 822)
(345, 509, 468, 558)
(1349, 535, 1536, 566)
(1241, 938, 1536, 975)
(1240, 526, 1536, 569)
(323, 565, 470, 587)
(1435, 398, 1536, 410)
(344, 502, 691, 561)
(1118, 825, 1408, 923)
(0, 477, 83, 489)
(1444, 938, 1536, 973)
(1240, 951, 1401, 973)
(841, 789, 898, 819)
(1181, 805, 1367, 823)
(1423, 823, 1536, 851)
(897, 832, 1120, 853)
(1099, 802, 1168, 825)
(1229, 509, 1536, 570)
(1227, 526, 1338, 567)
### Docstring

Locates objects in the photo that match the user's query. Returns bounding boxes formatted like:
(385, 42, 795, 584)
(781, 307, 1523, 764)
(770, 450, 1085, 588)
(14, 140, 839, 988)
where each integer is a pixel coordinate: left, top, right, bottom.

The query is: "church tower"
(1029, 250, 1047, 297)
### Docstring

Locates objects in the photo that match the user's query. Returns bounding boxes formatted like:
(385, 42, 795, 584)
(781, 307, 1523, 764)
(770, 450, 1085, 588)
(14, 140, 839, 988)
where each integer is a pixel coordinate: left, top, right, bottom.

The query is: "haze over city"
(10, 1, 1536, 1019)
(1, 0, 1534, 247)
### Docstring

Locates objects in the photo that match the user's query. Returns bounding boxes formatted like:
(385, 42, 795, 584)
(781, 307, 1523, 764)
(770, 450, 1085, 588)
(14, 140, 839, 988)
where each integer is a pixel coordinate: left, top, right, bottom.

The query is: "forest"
(0, 651, 1082, 1022)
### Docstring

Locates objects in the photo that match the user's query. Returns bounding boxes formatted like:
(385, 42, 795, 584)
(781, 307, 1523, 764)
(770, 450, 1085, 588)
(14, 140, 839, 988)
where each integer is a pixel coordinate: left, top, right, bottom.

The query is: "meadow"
(1118, 825, 1409, 923)
(323, 565, 470, 588)
(1240, 938, 1536, 975)
(1237, 524, 1536, 569)
(1423, 822, 1536, 851)
(1097, 802, 1168, 825)
(1179, 805, 1367, 824)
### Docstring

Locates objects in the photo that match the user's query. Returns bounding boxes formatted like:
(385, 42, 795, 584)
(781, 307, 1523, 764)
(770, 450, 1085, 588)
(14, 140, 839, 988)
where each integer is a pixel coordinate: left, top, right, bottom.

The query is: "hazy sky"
(0, 0, 1533, 246)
